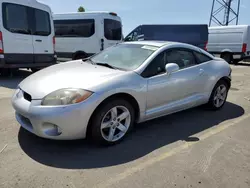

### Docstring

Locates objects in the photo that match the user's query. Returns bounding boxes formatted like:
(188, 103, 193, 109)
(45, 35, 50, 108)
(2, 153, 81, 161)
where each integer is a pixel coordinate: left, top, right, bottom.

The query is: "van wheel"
(221, 53, 233, 64)
(31, 68, 40, 73)
(10, 68, 19, 76)
(73, 53, 87, 60)
(0, 69, 10, 77)
(233, 59, 240, 65)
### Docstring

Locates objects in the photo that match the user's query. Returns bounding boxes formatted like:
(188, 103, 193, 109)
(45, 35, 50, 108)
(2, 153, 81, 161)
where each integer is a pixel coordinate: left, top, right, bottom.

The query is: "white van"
(53, 12, 122, 61)
(0, 0, 56, 74)
(207, 25, 250, 64)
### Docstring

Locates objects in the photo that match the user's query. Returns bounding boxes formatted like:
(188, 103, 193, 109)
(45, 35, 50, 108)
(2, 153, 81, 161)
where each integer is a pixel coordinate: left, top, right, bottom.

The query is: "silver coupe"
(12, 41, 231, 145)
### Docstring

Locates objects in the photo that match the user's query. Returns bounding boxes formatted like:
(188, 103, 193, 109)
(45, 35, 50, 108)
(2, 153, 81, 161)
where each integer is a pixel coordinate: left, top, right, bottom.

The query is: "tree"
(78, 6, 85, 12)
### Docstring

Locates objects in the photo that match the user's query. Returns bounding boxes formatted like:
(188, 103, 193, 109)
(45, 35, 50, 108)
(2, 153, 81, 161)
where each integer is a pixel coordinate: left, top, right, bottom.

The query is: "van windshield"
(90, 44, 158, 70)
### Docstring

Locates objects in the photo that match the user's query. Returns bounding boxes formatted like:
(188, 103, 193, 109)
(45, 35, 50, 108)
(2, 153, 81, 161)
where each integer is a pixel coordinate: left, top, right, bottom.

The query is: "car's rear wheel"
(90, 99, 135, 145)
(207, 80, 229, 110)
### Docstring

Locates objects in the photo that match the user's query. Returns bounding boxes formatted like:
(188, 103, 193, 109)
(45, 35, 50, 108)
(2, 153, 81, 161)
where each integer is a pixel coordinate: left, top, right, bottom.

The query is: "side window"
(166, 49, 196, 69)
(125, 27, 141, 41)
(54, 19, 95, 37)
(104, 19, 122, 40)
(34, 9, 51, 36)
(2, 3, 30, 35)
(194, 51, 212, 63)
(125, 32, 133, 41)
(132, 31, 138, 41)
(125, 31, 138, 41)
(141, 52, 166, 78)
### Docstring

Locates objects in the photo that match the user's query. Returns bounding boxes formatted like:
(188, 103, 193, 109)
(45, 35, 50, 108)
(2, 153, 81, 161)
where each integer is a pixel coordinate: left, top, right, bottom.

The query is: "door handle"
(35, 39, 42, 42)
(199, 69, 205, 75)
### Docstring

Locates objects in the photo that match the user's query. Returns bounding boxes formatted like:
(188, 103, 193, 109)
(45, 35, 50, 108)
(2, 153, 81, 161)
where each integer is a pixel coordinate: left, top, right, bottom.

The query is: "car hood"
(19, 60, 125, 99)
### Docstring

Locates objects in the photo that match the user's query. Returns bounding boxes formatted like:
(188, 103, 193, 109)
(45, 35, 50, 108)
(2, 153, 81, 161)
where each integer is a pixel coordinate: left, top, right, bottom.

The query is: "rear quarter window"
(194, 51, 212, 63)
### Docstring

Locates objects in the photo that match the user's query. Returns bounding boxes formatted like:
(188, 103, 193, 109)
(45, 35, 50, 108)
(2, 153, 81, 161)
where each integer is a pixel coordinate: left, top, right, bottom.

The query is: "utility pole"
(209, 0, 241, 26)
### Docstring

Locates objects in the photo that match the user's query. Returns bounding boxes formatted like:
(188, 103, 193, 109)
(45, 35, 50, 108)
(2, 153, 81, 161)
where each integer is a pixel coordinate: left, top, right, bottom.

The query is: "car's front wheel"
(90, 99, 135, 145)
(207, 80, 229, 110)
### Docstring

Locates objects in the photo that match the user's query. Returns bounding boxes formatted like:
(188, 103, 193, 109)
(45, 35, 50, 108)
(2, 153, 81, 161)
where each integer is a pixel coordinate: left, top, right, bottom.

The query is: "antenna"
(209, 0, 241, 26)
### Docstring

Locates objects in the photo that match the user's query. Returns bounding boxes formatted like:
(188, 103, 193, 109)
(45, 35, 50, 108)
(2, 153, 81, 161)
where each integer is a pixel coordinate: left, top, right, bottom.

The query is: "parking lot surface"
(0, 63, 250, 188)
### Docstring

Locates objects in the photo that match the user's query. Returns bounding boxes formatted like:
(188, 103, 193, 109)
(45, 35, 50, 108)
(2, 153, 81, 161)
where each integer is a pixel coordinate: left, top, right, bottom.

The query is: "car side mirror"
(165, 63, 180, 74)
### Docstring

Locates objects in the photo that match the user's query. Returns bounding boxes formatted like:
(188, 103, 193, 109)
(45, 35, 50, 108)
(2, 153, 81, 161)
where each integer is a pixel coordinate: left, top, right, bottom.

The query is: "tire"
(90, 99, 135, 146)
(207, 80, 229, 110)
(233, 59, 240, 65)
(10, 68, 19, 76)
(221, 53, 233, 64)
(31, 68, 40, 73)
(73, 53, 87, 60)
(0, 69, 10, 77)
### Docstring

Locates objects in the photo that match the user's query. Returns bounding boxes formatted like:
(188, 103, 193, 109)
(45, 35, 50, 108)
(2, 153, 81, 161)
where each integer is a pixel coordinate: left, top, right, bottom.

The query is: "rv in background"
(207, 25, 250, 64)
(54, 12, 122, 61)
(124, 24, 208, 50)
(0, 0, 56, 75)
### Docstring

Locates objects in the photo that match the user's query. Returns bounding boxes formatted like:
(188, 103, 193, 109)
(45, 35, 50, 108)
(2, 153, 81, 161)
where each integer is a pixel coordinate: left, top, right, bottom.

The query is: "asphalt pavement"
(0, 63, 250, 188)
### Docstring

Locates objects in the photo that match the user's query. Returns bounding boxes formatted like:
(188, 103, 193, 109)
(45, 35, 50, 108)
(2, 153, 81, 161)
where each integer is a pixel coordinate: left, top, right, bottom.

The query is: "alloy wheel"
(213, 84, 228, 108)
(100, 106, 131, 142)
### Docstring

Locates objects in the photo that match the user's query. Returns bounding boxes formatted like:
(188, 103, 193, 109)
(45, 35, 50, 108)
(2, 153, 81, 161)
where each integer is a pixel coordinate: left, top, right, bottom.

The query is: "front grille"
(23, 91, 32, 102)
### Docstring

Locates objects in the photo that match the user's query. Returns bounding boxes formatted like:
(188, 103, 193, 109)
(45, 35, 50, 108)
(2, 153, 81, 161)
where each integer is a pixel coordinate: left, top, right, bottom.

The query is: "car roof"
(124, 41, 174, 47)
(123, 41, 215, 59)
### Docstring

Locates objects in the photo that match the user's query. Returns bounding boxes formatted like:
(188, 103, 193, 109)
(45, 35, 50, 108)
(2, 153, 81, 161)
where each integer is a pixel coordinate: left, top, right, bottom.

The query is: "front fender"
(91, 73, 148, 122)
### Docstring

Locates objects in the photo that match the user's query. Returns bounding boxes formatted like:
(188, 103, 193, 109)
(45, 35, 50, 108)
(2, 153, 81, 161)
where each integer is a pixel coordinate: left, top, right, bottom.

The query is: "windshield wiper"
(95, 62, 117, 69)
(82, 59, 120, 70)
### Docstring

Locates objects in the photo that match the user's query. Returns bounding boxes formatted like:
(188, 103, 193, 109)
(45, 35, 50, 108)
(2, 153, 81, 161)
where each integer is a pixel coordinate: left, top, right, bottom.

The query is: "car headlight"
(41, 89, 93, 106)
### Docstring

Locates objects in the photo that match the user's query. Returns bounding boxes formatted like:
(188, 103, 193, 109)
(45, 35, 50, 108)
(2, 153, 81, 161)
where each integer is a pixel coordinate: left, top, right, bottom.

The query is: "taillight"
(204, 41, 208, 51)
(242, 43, 247, 53)
(0, 32, 3, 54)
(53, 36, 56, 52)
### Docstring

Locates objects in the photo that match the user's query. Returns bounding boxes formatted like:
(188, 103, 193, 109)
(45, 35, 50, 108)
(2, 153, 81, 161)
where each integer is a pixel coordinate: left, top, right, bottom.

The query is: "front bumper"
(12, 88, 99, 140)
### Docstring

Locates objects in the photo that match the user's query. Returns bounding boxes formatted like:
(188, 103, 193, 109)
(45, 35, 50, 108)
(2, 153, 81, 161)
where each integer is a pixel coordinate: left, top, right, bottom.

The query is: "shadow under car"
(18, 102, 244, 169)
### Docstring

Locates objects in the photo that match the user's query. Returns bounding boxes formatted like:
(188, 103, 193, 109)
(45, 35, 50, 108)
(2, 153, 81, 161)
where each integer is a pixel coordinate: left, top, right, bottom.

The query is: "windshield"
(90, 44, 159, 70)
